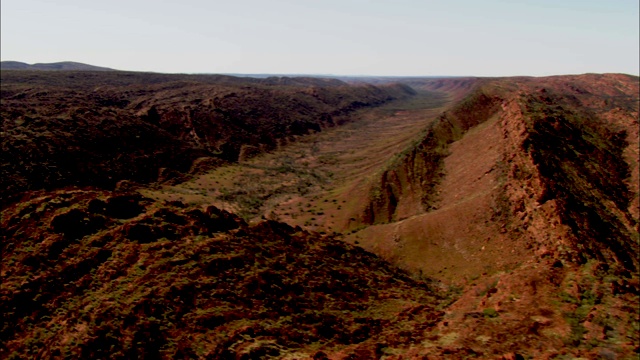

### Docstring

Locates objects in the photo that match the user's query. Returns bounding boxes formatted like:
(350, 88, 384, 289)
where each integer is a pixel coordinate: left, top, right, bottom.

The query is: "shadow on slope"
(1, 71, 415, 207)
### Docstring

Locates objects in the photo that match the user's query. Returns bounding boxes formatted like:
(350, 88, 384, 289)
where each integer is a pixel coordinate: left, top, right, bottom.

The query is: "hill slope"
(345, 73, 640, 357)
(1, 191, 449, 358)
(0, 71, 414, 206)
(1, 61, 115, 71)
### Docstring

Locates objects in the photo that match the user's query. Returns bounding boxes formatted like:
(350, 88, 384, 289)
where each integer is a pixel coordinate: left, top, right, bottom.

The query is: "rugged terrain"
(1, 70, 639, 358)
(1, 190, 452, 358)
(0, 70, 414, 205)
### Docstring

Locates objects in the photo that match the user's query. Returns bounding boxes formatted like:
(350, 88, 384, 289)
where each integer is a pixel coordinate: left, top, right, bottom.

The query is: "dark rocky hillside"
(1, 71, 414, 206)
(522, 89, 638, 271)
(0, 191, 447, 358)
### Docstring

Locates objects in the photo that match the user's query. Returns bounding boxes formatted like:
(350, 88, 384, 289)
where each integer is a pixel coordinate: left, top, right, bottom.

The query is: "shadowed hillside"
(1, 71, 414, 206)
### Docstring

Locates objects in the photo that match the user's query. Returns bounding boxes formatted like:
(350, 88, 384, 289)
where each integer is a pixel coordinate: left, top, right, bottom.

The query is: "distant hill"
(0, 61, 114, 71)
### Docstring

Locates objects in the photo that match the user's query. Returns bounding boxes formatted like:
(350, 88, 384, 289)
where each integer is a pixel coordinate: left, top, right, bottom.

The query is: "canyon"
(1, 70, 638, 358)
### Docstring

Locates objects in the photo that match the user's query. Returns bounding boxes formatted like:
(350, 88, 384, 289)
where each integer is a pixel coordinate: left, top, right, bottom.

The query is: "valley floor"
(140, 90, 451, 233)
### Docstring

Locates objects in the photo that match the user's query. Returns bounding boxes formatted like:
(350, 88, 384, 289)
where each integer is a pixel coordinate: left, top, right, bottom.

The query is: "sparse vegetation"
(1, 192, 446, 358)
(1, 73, 638, 359)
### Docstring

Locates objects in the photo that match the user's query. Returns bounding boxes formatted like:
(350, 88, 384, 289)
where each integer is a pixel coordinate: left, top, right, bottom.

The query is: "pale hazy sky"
(1, 0, 638, 76)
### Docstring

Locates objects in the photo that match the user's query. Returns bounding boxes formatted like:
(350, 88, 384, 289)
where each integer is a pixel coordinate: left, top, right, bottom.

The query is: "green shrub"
(483, 308, 499, 318)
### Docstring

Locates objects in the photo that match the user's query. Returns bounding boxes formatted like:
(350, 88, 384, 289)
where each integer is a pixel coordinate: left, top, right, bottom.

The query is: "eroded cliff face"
(518, 88, 638, 272)
(352, 74, 639, 277)
(361, 88, 504, 225)
(136, 83, 417, 162)
(345, 74, 639, 358)
(437, 77, 640, 358)
(497, 97, 574, 260)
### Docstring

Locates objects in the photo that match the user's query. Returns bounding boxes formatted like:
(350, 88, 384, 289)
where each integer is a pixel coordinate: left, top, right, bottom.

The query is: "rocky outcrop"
(363, 88, 503, 224)
(346, 74, 639, 358)
(1, 190, 445, 359)
(518, 89, 638, 271)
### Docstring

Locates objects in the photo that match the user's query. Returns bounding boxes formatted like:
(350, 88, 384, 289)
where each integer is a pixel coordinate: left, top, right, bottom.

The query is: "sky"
(1, 0, 638, 76)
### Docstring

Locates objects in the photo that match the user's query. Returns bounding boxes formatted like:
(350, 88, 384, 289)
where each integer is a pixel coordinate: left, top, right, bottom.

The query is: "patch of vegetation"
(482, 308, 499, 318)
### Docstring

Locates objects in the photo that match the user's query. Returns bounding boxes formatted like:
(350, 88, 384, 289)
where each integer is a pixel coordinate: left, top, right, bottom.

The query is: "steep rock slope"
(345, 74, 639, 358)
(361, 87, 503, 225)
(349, 74, 638, 275)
